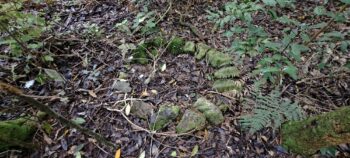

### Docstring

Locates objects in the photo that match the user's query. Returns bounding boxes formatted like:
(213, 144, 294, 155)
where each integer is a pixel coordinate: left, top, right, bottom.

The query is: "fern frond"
(240, 89, 305, 134)
(214, 66, 240, 79)
(212, 79, 243, 92)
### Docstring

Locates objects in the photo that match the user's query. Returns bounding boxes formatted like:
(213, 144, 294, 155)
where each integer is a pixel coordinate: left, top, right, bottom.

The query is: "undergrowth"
(207, 0, 349, 134)
(207, 0, 350, 83)
(240, 87, 305, 134)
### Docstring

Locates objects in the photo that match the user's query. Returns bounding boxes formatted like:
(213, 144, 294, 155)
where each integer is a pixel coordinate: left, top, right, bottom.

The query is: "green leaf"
(320, 146, 337, 157)
(43, 55, 54, 62)
(309, 22, 327, 29)
(313, 6, 327, 15)
(329, 12, 347, 22)
(263, 40, 281, 51)
(44, 68, 65, 82)
(283, 65, 298, 80)
(118, 43, 136, 54)
(340, 0, 350, 4)
(262, 0, 277, 6)
(344, 60, 350, 69)
(276, 16, 300, 25)
(290, 44, 309, 61)
(340, 41, 350, 52)
(72, 117, 86, 125)
(191, 145, 199, 157)
(28, 43, 43, 49)
(223, 31, 233, 37)
(75, 151, 81, 158)
(321, 31, 344, 41)
(260, 67, 280, 73)
(268, 9, 278, 19)
(170, 151, 177, 157)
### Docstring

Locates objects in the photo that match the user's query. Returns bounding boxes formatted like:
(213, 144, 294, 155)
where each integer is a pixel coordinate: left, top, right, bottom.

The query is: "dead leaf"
(112, 80, 132, 93)
(88, 90, 97, 98)
(43, 133, 53, 145)
(115, 148, 121, 158)
(191, 145, 199, 157)
(125, 104, 131, 116)
(44, 68, 65, 82)
(141, 89, 150, 97)
(151, 89, 158, 95)
(138, 150, 145, 158)
(204, 129, 209, 141)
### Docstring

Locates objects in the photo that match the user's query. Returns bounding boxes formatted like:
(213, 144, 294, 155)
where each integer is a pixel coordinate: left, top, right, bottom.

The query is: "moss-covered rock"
(193, 97, 224, 125)
(176, 109, 206, 133)
(212, 79, 243, 93)
(207, 49, 232, 68)
(219, 104, 229, 112)
(183, 41, 196, 54)
(149, 103, 180, 131)
(0, 118, 36, 151)
(167, 37, 185, 55)
(282, 106, 350, 156)
(214, 66, 240, 79)
(195, 43, 210, 60)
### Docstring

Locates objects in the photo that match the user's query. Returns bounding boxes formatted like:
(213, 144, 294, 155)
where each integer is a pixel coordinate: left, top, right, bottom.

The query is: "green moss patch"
(282, 106, 350, 156)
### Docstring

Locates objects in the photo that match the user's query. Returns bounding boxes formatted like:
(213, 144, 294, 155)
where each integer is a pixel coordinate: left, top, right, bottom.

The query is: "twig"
(144, 36, 174, 84)
(0, 82, 117, 149)
(296, 71, 347, 84)
(202, 90, 237, 101)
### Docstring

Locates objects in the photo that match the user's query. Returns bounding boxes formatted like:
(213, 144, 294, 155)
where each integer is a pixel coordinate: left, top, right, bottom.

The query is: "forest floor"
(1, 0, 350, 158)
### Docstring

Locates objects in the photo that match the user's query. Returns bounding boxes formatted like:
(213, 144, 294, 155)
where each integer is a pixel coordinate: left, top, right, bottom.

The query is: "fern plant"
(206, 0, 263, 30)
(240, 89, 305, 134)
(0, 0, 47, 57)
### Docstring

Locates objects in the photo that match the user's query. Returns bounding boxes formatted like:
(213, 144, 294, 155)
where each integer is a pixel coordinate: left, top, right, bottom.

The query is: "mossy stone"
(0, 118, 36, 151)
(282, 106, 350, 156)
(212, 79, 243, 93)
(167, 37, 185, 55)
(149, 103, 180, 131)
(195, 43, 210, 60)
(193, 97, 224, 125)
(219, 104, 229, 112)
(183, 41, 195, 54)
(207, 49, 232, 68)
(176, 109, 206, 133)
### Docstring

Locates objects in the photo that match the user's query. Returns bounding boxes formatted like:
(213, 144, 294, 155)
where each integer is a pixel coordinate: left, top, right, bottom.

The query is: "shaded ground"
(1, 0, 350, 157)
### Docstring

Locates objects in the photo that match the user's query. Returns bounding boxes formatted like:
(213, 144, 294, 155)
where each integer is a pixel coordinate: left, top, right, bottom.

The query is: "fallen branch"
(0, 81, 117, 149)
